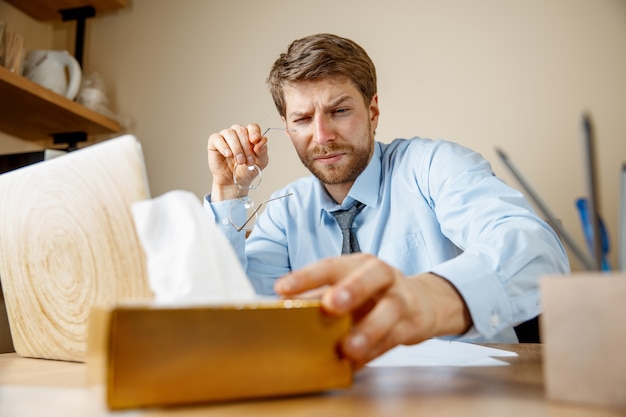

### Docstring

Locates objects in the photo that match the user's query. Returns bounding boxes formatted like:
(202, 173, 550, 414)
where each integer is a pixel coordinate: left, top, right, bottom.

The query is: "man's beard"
(297, 134, 374, 185)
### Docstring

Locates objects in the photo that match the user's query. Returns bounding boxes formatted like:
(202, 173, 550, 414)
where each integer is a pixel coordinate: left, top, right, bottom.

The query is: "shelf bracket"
(58, 6, 96, 67)
(52, 131, 88, 151)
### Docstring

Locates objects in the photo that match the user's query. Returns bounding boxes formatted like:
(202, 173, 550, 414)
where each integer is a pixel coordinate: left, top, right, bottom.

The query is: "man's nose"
(313, 116, 335, 145)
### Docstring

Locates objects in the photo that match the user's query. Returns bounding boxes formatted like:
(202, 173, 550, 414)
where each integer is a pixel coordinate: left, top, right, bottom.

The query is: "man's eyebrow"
(287, 95, 356, 118)
(328, 94, 355, 108)
(288, 109, 308, 118)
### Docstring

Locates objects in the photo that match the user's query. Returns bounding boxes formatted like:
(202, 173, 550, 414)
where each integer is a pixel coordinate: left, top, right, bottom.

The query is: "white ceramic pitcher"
(24, 50, 82, 100)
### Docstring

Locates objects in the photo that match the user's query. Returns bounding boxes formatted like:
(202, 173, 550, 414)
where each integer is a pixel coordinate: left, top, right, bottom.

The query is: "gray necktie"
(332, 202, 365, 254)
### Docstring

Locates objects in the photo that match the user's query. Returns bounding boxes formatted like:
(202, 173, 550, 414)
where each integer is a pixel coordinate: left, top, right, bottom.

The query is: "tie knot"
(332, 202, 364, 231)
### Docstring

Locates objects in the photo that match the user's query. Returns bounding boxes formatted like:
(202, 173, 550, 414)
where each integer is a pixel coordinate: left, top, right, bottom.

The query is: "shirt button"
(221, 218, 229, 226)
(491, 314, 500, 328)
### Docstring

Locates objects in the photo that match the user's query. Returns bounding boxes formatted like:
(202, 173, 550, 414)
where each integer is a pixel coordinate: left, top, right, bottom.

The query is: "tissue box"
(87, 299, 353, 410)
(540, 273, 626, 408)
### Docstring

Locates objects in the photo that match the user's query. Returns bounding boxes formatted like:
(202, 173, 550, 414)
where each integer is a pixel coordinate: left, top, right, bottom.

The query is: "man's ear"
(369, 94, 380, 129)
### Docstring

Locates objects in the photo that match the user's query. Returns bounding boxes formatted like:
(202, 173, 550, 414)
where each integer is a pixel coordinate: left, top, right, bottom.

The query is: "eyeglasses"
(228, 127, 295, 232)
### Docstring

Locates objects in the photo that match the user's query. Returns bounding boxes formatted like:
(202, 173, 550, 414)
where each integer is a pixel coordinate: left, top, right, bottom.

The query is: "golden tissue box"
(87, 299, 353, 410)
(540, 273, 626, 408)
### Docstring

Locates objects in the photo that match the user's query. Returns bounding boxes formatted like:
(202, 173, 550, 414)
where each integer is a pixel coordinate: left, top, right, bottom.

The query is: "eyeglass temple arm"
(235, 193, 293, 232)
(262, 127, 297, 137)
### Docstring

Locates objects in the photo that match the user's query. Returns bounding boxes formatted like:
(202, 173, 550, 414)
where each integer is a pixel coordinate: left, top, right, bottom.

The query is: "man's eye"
(334, 108, 350, 115)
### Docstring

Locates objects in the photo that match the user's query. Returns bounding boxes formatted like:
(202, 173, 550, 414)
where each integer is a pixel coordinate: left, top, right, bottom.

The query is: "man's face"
(282, 78, 379, 188)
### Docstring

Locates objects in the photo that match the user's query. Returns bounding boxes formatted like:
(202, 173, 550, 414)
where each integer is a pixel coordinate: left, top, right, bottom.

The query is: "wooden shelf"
(0, 66, 121, 141)
(3, 0, 126, 21)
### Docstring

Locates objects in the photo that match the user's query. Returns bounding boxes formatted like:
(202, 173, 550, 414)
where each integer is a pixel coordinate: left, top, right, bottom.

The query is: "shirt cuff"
(203, 193, 247, 255)
(430, 252, 515, 340)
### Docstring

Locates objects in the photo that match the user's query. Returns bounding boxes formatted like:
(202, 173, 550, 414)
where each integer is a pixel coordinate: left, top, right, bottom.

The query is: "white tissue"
(131, 190, 256, 304)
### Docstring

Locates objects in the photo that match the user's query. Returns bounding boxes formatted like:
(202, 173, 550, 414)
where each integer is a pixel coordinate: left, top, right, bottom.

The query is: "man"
(206, 33, 569, 369)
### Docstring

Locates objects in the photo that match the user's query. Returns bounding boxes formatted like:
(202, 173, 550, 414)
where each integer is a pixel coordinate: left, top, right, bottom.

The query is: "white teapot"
(24, 50, 82, 100)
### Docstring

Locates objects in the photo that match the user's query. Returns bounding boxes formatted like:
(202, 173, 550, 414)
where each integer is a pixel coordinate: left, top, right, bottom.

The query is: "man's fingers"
(246, 123, 262, 144)
(340, 293, 406, 364)
(321, 255, 396, 315)
(225, 125, 253, 165)
(282, 286, 328, 300)
(275, 253, 399, 317)
(275, 254, 373, 295)
(207, 133, 232, 159)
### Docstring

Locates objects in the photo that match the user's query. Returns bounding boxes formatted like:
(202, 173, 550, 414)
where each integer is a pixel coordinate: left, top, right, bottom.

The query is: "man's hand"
(207, 123, 269, 201)
(274, 254, 472, 369)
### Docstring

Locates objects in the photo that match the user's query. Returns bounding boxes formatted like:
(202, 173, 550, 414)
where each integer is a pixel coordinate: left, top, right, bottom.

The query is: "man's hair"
(267, 33, 377, 118)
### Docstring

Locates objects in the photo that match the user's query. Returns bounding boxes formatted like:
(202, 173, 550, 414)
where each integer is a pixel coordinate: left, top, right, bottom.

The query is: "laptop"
(0, 135, 154, 361)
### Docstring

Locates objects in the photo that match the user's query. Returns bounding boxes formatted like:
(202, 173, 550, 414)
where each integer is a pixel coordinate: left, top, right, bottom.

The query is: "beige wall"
(2, 0, 625, 271)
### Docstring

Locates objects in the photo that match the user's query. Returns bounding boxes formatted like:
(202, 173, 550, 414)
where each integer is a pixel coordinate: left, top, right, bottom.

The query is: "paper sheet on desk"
(367, 339, 518, 367)
(131, 190, 257, 304)
(0, 386, 125, 417)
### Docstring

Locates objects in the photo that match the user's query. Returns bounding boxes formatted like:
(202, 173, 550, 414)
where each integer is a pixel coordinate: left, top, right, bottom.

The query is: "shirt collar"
(348, 142, 382, 208)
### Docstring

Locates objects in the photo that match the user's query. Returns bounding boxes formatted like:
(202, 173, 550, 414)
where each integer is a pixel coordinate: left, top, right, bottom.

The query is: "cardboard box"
(540, 273, 626, 408)
(87, 299, 353, 410)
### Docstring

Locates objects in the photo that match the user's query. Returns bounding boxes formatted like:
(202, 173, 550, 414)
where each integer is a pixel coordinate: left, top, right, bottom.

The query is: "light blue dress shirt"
(206, 138, 570, 342)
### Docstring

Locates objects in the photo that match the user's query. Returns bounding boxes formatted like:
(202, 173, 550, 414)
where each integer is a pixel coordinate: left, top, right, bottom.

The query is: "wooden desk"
(0, 344, 623, 416)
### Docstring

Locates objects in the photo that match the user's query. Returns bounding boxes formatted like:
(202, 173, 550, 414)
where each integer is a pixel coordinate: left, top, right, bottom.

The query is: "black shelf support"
(58, 6, 96, 67)
(52, 131, 88, 151)
(56, 6, 96, 149)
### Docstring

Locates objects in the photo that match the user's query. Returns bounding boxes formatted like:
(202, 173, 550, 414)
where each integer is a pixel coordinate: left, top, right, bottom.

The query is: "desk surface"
(0, 344, 624, 417)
